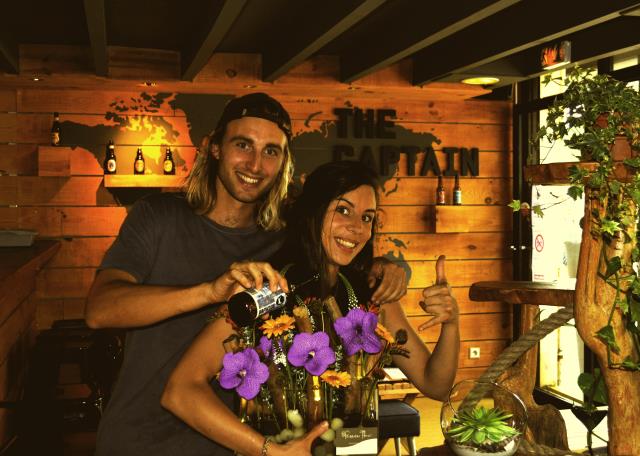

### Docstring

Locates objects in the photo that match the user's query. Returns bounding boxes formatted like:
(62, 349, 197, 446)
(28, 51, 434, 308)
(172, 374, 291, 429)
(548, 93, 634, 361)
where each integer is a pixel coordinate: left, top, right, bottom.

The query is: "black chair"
(378, 399, 420, 456)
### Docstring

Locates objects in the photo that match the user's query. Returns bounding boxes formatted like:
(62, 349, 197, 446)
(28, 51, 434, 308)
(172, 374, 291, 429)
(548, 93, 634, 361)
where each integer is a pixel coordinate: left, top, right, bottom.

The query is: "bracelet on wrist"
(261, 436, 272, 456)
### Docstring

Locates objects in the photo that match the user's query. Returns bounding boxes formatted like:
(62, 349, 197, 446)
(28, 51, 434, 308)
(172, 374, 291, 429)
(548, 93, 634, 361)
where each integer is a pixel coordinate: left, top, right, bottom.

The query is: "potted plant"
(526, 66, 640, 455)
(441, 380, 527, 456)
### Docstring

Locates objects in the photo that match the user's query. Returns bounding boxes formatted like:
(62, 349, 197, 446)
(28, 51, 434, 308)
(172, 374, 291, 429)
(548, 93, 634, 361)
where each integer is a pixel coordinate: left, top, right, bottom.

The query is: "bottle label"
(163, 160, 174, 173)
(51, 132, 60, 146)
(453, 190, 462, 205)
(437, 190, 446, 205)
(134, 160, 145, 173)
(107, 159, 116, 173)
(244, 284, 287, 318)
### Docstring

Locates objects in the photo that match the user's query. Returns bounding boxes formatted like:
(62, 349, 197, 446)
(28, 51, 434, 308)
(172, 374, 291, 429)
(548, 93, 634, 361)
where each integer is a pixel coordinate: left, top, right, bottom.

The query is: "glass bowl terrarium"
(441, 380, 527, 456)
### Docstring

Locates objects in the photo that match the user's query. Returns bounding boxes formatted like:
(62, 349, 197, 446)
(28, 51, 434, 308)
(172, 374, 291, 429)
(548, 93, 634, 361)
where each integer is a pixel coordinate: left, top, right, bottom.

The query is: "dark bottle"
(163, 147, 175, 175)
(103, 140, 117, 174)
(228, 283, 287, 327)
(436, 175, 446, 205)
(51, 112, 61, 146)
(133, 148, 145, 174)
(453, 174, 462, 205)
(228, 276, 317, 327)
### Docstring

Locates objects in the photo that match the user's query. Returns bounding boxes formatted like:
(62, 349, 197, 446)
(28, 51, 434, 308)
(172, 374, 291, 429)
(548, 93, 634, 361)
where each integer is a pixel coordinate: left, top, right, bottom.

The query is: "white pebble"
(330, 417, 344, 430)
(287, 409, 304, 428)
(320, 428, 336, 442)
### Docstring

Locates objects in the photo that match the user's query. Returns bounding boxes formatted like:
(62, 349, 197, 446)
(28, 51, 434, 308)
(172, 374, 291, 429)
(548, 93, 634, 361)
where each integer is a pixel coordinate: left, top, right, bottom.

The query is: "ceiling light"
(461, 77, 500, 86)
(243, 84, 256, 89)
(140, 81, 157, 87)
(32, 76, 41, 82)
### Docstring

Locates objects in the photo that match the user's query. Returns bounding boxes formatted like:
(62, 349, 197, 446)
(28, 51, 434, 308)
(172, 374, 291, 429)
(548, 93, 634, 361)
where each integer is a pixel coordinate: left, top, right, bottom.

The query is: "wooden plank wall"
(0, 84, 512, 386)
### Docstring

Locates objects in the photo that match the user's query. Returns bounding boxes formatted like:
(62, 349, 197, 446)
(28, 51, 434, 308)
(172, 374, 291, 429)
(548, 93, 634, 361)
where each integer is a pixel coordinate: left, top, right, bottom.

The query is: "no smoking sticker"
(535, 234, 544, 252)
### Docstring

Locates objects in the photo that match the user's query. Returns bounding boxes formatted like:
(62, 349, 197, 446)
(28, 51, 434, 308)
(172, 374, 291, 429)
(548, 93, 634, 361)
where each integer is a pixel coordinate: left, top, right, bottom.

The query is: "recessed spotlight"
(141, 81, 157, 87)
(32, 76, 41, 82)
(243, 84, 256, 89)
(461, 77, 500, 86)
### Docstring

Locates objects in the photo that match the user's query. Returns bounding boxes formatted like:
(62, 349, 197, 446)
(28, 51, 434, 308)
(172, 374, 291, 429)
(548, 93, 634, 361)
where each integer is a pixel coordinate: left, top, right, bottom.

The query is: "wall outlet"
(469, 347, 481, 359)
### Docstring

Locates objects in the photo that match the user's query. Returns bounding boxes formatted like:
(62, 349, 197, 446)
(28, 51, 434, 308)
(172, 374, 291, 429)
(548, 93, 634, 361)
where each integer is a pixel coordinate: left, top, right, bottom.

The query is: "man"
(86, 93, 407, 455)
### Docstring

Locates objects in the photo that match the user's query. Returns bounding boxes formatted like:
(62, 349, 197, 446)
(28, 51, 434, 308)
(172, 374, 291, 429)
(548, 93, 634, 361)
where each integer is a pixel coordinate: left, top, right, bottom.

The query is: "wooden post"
(574, 190, 640, 455)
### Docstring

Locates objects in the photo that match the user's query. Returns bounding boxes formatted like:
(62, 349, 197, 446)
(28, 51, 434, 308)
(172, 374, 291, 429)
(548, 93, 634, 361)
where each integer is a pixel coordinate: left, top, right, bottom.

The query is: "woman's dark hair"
(277, 160, 380, 297)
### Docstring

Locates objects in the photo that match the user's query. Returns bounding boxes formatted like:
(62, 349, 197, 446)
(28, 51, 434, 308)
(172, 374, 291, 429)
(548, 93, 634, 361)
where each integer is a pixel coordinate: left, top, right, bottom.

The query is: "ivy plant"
(529, 67, 640, 372)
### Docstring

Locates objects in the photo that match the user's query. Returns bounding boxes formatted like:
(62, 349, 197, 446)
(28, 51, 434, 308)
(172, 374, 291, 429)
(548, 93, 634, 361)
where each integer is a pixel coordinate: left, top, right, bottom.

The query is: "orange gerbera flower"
(260, 315, 295, 338)
(320, 370, 351, 387)
(375, 322, 395, 343)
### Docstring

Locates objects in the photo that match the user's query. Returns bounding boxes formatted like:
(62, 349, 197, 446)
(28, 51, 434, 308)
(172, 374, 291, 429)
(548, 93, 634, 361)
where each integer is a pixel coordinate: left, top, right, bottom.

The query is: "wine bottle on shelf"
(163, 147, 175, 175)
(51, 112, 61, 146)
(453, 173, 462, 205)
(436, 174, 446, 205)
(103, 140, 117, 174)
(133, 148, 145, 174)
(228, 276, 317, 327)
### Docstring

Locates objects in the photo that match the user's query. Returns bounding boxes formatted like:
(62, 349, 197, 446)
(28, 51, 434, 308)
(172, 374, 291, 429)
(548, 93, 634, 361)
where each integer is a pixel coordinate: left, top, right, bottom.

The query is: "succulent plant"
(446, 406, 520, 446)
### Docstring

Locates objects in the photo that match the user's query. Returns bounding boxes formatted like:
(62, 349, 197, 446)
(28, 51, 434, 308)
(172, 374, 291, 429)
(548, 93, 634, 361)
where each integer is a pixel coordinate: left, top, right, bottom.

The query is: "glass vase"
(441, 380, 527, 456)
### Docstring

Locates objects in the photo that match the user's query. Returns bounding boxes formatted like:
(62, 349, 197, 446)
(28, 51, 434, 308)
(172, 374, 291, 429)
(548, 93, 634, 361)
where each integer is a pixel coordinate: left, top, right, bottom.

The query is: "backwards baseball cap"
(213, 92, 292, 143)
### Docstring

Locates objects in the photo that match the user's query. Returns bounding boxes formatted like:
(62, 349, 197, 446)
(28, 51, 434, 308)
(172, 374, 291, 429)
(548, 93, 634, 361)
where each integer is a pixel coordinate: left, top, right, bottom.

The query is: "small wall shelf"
(103, 175, 185, 188)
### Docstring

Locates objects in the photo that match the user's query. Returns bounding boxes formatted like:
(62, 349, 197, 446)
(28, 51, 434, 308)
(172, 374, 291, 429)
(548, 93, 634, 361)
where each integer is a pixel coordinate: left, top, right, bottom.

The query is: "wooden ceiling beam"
(340, 0, 519, 83)
(83, 0, 108, 77)
(181, 0, 247, 81)
(0, 30, 19, 74)
(412, 0, 640, 85)
(262, 0, 385, 82)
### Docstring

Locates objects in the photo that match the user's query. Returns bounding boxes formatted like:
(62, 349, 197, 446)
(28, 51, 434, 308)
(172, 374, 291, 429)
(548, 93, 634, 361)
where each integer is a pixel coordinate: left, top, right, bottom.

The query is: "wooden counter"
(0, 240, 60, 450)
(469, 280, 575, 307)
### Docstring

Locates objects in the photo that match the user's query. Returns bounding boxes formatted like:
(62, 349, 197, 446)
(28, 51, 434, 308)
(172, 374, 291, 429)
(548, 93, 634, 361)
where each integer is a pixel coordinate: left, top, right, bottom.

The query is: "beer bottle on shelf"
(453, 174, 462, 205)
(436, 174, 446, 205)
(51, 112, 61, 146)
(103, 140, 117, 174)
(228, 275, 318, 327)
(134, 148, 145, 174)
(163, 147, 175, 175)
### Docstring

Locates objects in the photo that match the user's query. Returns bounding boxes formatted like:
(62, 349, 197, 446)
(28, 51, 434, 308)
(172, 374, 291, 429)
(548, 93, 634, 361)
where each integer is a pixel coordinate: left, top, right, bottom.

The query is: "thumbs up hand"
(418, 255, 459, 331)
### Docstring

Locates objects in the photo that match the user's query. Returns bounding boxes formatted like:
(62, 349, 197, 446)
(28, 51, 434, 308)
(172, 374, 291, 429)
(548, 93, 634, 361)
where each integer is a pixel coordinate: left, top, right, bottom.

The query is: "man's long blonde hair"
(184, 130, 294, 231)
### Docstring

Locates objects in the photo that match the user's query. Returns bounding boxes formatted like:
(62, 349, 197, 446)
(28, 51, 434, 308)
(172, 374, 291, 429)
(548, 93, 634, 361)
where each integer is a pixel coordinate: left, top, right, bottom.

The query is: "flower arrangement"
(218, 290, 409, 447)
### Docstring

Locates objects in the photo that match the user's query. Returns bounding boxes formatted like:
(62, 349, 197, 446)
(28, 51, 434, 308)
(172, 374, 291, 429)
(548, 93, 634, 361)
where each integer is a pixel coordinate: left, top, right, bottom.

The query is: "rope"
(459, 306, 583, 456)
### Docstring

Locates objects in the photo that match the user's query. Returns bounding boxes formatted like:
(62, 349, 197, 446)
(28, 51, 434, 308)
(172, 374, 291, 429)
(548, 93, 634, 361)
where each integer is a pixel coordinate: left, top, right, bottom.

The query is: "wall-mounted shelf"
(103, 175, 185, 188)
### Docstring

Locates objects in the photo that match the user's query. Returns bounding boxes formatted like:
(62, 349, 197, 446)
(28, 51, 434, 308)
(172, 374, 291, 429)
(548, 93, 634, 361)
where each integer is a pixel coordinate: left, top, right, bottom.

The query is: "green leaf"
(604, 256, 622, 278)
(615, 297, 629, 313)
(568, 164, 589, 182)
(532, 205, 545, 218)
(629, 297, 640, 323)
(623, 156, 640, 168)
(620, 356, 640, 371)
(600, 219, 621, 236)
(595, 325, 620, 353)
(609, 181, 621, 195)
(472, 430, 486, 445)
(508, 200, 521, 211)
(567, 185, 584, 200)
(577, 370, 608, 405)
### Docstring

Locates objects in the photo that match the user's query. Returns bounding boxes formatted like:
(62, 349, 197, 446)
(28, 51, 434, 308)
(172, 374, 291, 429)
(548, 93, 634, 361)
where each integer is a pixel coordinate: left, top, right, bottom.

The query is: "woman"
(162, 161, 460, 456)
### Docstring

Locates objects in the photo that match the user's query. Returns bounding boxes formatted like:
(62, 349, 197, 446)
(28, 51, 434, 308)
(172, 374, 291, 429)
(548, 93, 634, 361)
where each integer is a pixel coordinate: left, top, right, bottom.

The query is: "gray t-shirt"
(95, 193, 283, 456)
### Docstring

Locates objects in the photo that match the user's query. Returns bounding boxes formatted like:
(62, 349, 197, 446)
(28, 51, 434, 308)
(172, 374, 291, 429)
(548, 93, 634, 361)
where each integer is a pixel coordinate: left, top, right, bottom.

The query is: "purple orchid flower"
(259, 336, 272, 359)
(287, 332, 335, 376)
(219, 348, 269, 400)
(333, 308, 381, 356)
